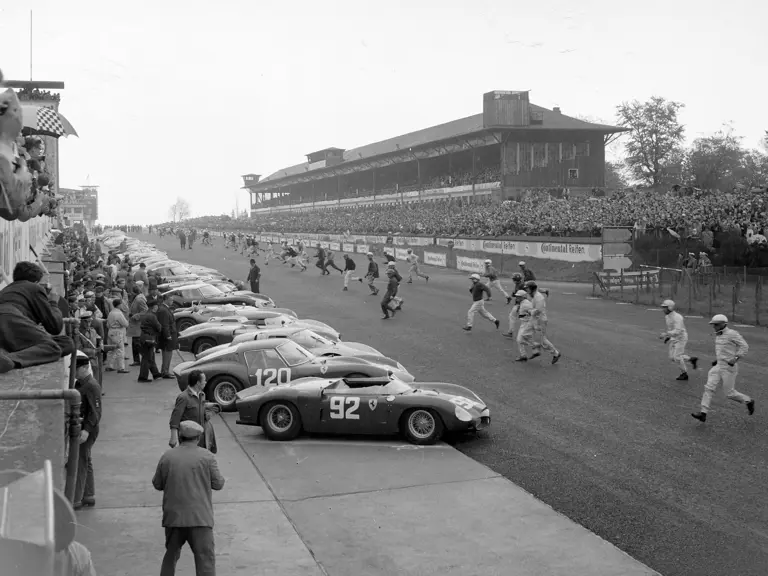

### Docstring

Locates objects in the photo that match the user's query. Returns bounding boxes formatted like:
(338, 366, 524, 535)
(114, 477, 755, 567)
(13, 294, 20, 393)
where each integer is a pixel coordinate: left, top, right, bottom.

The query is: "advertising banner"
(423, 252, 447, 267)
(329, 242, 340, 251)
(598, 269, 659, 290)
(357, 244, 370, 254)
(539, 242, 601, 263)
(383, 246, 395, 256)
(395, 248, 409, 260)
(402, 236, 432, 246)
(456, 256, 485, 273)
(342, 243, 355, 253)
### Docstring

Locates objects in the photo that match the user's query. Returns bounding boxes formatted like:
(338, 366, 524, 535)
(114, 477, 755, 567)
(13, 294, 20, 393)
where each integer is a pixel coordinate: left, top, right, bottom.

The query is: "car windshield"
(276, 341, 313, 366)
(382, 380, 413, 394)
(292, 329, 332, 349)
(199, 285, 223, 297)
(170, 265, 190, 275)
(216, 283, 235, 293)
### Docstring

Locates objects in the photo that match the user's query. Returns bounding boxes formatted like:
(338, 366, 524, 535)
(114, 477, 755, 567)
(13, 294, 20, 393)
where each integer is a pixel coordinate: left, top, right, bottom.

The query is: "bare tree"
(616, 96, 685, 187)
(168, 197, 191, 222)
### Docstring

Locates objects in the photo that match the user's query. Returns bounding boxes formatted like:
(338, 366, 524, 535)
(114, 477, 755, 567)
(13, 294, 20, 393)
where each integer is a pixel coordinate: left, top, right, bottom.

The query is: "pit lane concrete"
(76, 367, 655, 576)
(98, 233, 768, 576)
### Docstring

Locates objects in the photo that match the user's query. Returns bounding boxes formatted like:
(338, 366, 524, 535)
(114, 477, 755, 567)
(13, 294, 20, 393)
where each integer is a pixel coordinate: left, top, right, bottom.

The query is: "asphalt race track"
(137, 233, 768, 576)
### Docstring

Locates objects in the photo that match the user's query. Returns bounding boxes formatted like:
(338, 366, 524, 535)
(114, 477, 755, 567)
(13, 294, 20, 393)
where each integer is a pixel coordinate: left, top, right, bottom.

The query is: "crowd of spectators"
(16, 87, 61, 102)
(186, 188, 768, 242)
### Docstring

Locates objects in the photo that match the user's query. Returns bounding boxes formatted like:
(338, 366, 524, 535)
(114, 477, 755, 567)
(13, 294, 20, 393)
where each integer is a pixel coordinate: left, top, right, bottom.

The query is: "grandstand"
(242, 91, 627, 215)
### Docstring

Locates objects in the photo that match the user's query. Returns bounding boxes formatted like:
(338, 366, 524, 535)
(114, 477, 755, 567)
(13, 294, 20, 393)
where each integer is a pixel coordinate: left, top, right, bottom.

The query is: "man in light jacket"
(153, 420, 225, 576)
(105, 298, 129, 374)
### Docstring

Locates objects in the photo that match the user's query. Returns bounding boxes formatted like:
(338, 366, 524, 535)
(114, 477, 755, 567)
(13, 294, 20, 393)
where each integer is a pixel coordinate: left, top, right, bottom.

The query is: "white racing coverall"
(516, 299, 535, 356)
(530, 291, 558, 355)
(483, 266, 509, 300)
(406, 254, 428, 282)
(664, 311, 691, 372)
(701, 327, 752, 413)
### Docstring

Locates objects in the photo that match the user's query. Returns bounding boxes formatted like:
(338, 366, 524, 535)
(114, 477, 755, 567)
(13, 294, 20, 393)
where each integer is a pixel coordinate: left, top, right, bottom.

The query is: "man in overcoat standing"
(156, 292, 178, 379)
(153, 420, 225, 576)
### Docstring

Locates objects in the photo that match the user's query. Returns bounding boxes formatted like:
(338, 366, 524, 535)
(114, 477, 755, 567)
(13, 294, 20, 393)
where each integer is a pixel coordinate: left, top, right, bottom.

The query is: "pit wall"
(255, 232, 602, 281)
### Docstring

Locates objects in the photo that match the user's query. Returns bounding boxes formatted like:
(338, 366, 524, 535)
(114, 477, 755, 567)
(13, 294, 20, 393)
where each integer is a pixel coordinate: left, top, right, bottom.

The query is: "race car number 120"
(329, 396, 360, 420)
(253, 368, 291, 387)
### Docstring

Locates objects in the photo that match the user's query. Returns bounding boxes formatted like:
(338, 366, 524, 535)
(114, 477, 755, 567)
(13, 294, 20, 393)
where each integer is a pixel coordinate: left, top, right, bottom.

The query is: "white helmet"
(661, 300, 675, 310)
(469, 274, 481, 281)
(367, 252, 373, 256)
(518, 261, 526, 266)
(484, 259, 492, 264)
(387, 262, 396, 268)
(514, 290, 528, 298)
(709, 314, 728, 324)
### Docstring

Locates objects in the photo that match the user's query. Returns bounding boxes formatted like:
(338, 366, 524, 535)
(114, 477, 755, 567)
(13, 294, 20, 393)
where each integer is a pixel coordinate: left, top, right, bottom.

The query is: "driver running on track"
(463, 274, 499, 332)
(482, 259, 510, 303)
(659, 299, 698, 380)
(405, 249, 429, 284)
(513, 290, 535, 361)
(691, 314, 755, 423)
(526, 281, 561, 364)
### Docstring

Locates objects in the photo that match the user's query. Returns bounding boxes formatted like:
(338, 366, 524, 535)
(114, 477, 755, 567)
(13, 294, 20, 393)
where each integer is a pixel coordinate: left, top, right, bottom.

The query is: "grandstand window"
(533, 143, 548, 168)
(575, 142, 590, 157)
(563, 144, 575, 161)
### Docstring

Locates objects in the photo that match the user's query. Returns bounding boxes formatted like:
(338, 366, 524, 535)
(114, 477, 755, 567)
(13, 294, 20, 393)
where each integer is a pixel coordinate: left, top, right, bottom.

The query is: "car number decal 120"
(329, 396, 360, 420)
(449, 397, 475, 410)
(253, 368, 291, 387)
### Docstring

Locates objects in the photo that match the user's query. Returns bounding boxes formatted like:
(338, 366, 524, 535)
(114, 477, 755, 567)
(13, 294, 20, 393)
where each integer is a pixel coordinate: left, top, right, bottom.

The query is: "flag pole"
(29, 10, 33, 80)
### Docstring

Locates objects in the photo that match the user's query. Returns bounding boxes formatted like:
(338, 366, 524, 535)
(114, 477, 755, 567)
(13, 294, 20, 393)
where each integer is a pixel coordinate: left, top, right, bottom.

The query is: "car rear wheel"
(402, 409, 444, 445)
(176, 318, 196, 333)
(207, 376, 243, 411)
(259, 401, 302, 441)
(193, 337, 217, 355)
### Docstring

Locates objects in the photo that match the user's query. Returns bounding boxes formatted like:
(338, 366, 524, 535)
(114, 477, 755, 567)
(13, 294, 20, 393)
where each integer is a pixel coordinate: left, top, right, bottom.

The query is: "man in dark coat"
(0, 261, 74, 373)
(138, 299, 163, 382)
(152, 420, 225, 576)
(246, 259, 261, 294)
(156, 293, 178, 379)
(73, 353, 102, 509)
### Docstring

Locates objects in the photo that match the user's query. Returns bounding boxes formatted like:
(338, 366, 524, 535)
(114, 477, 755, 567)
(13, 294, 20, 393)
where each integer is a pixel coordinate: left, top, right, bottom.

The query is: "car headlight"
(454, 406, 472, 422)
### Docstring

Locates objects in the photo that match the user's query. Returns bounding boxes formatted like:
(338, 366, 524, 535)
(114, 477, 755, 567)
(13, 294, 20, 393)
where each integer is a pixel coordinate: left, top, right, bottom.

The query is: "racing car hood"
(313, 356, 414, 382)
(413, 382, 486, 407)
(331, 341, 381, 355)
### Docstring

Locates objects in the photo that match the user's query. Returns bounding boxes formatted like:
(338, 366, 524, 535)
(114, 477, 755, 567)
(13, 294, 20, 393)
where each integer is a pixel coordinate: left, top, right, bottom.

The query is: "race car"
(176, 311, 340, 350)
(160, 282, 272, 311)
(173, 339, 413, 410)
(157, 279, 276, 308)
(197, 326, 406, 372)
(234, 376, 490, 445)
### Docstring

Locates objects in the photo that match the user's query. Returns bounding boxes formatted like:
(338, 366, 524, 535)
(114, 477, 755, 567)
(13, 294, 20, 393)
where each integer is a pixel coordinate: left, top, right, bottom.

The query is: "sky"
(1, 0, 766, 224)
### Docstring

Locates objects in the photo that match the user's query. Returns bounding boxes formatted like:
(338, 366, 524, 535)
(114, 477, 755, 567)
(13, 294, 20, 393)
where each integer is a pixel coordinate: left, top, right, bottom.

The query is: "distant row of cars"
(99, 230, 491, 445)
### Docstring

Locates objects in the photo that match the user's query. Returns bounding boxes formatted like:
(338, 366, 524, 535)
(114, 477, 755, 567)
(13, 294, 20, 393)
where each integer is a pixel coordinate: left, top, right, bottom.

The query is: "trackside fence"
(593, 266, 768, 325)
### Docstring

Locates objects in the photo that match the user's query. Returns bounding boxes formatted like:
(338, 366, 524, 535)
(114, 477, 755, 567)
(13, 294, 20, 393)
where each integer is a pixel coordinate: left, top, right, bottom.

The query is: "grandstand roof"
(256, 103, 626, 187)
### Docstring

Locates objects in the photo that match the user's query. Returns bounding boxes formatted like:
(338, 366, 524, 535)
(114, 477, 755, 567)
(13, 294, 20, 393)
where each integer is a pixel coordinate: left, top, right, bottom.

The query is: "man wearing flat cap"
(153, 420, 225, 576)
(138, 298, 162, 381)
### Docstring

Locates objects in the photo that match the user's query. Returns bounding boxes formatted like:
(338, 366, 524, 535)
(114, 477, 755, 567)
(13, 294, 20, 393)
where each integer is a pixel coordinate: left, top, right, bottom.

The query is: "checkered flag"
(35, 107, 65, 137)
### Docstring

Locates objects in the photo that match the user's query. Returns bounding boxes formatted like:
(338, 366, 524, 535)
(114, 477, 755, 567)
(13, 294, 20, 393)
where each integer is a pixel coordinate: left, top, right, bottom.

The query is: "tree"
(605, 161, 629, 190)
(682, 125, 745, 190)
(739, 149, 768, 190)
(616, 96, 685, 187)
(167, 197, 191, 222)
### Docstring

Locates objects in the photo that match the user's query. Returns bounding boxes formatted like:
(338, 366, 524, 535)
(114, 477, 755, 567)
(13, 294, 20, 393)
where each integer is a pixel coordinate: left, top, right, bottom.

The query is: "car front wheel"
(259, 401, 302, 441)
(402, 409, 444, 445)
(176, 318, 196, 333)
(193, 337, 217, 355)
(207, 376, 243, 411)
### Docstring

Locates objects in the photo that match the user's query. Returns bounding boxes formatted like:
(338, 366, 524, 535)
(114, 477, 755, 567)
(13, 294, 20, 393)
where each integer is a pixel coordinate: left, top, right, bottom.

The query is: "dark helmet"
(524, 280, 538, 290)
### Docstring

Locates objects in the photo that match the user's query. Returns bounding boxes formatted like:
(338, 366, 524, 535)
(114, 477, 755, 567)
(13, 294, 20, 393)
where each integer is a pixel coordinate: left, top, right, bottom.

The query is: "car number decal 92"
(449, 397, 476, 410)
(253, 367, 291, 387)
(329, 396, 360, 419)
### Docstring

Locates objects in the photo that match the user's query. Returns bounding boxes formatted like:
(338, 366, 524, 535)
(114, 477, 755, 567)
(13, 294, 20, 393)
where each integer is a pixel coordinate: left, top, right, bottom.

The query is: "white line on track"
(585, 297, 600, 300)
(241, 438, 452, 450)
(684, 316, 705, 319)
(562, 292, 576, 295)
(616, 302, 632, 305)
(734, 324, 755, 328)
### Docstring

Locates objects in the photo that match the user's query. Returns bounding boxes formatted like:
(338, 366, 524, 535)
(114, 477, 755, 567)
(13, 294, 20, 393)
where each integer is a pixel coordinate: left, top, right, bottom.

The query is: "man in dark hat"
(138, 298, 162, 382)
(73, 352, 102, 509)
(153, 420, 225, 576)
